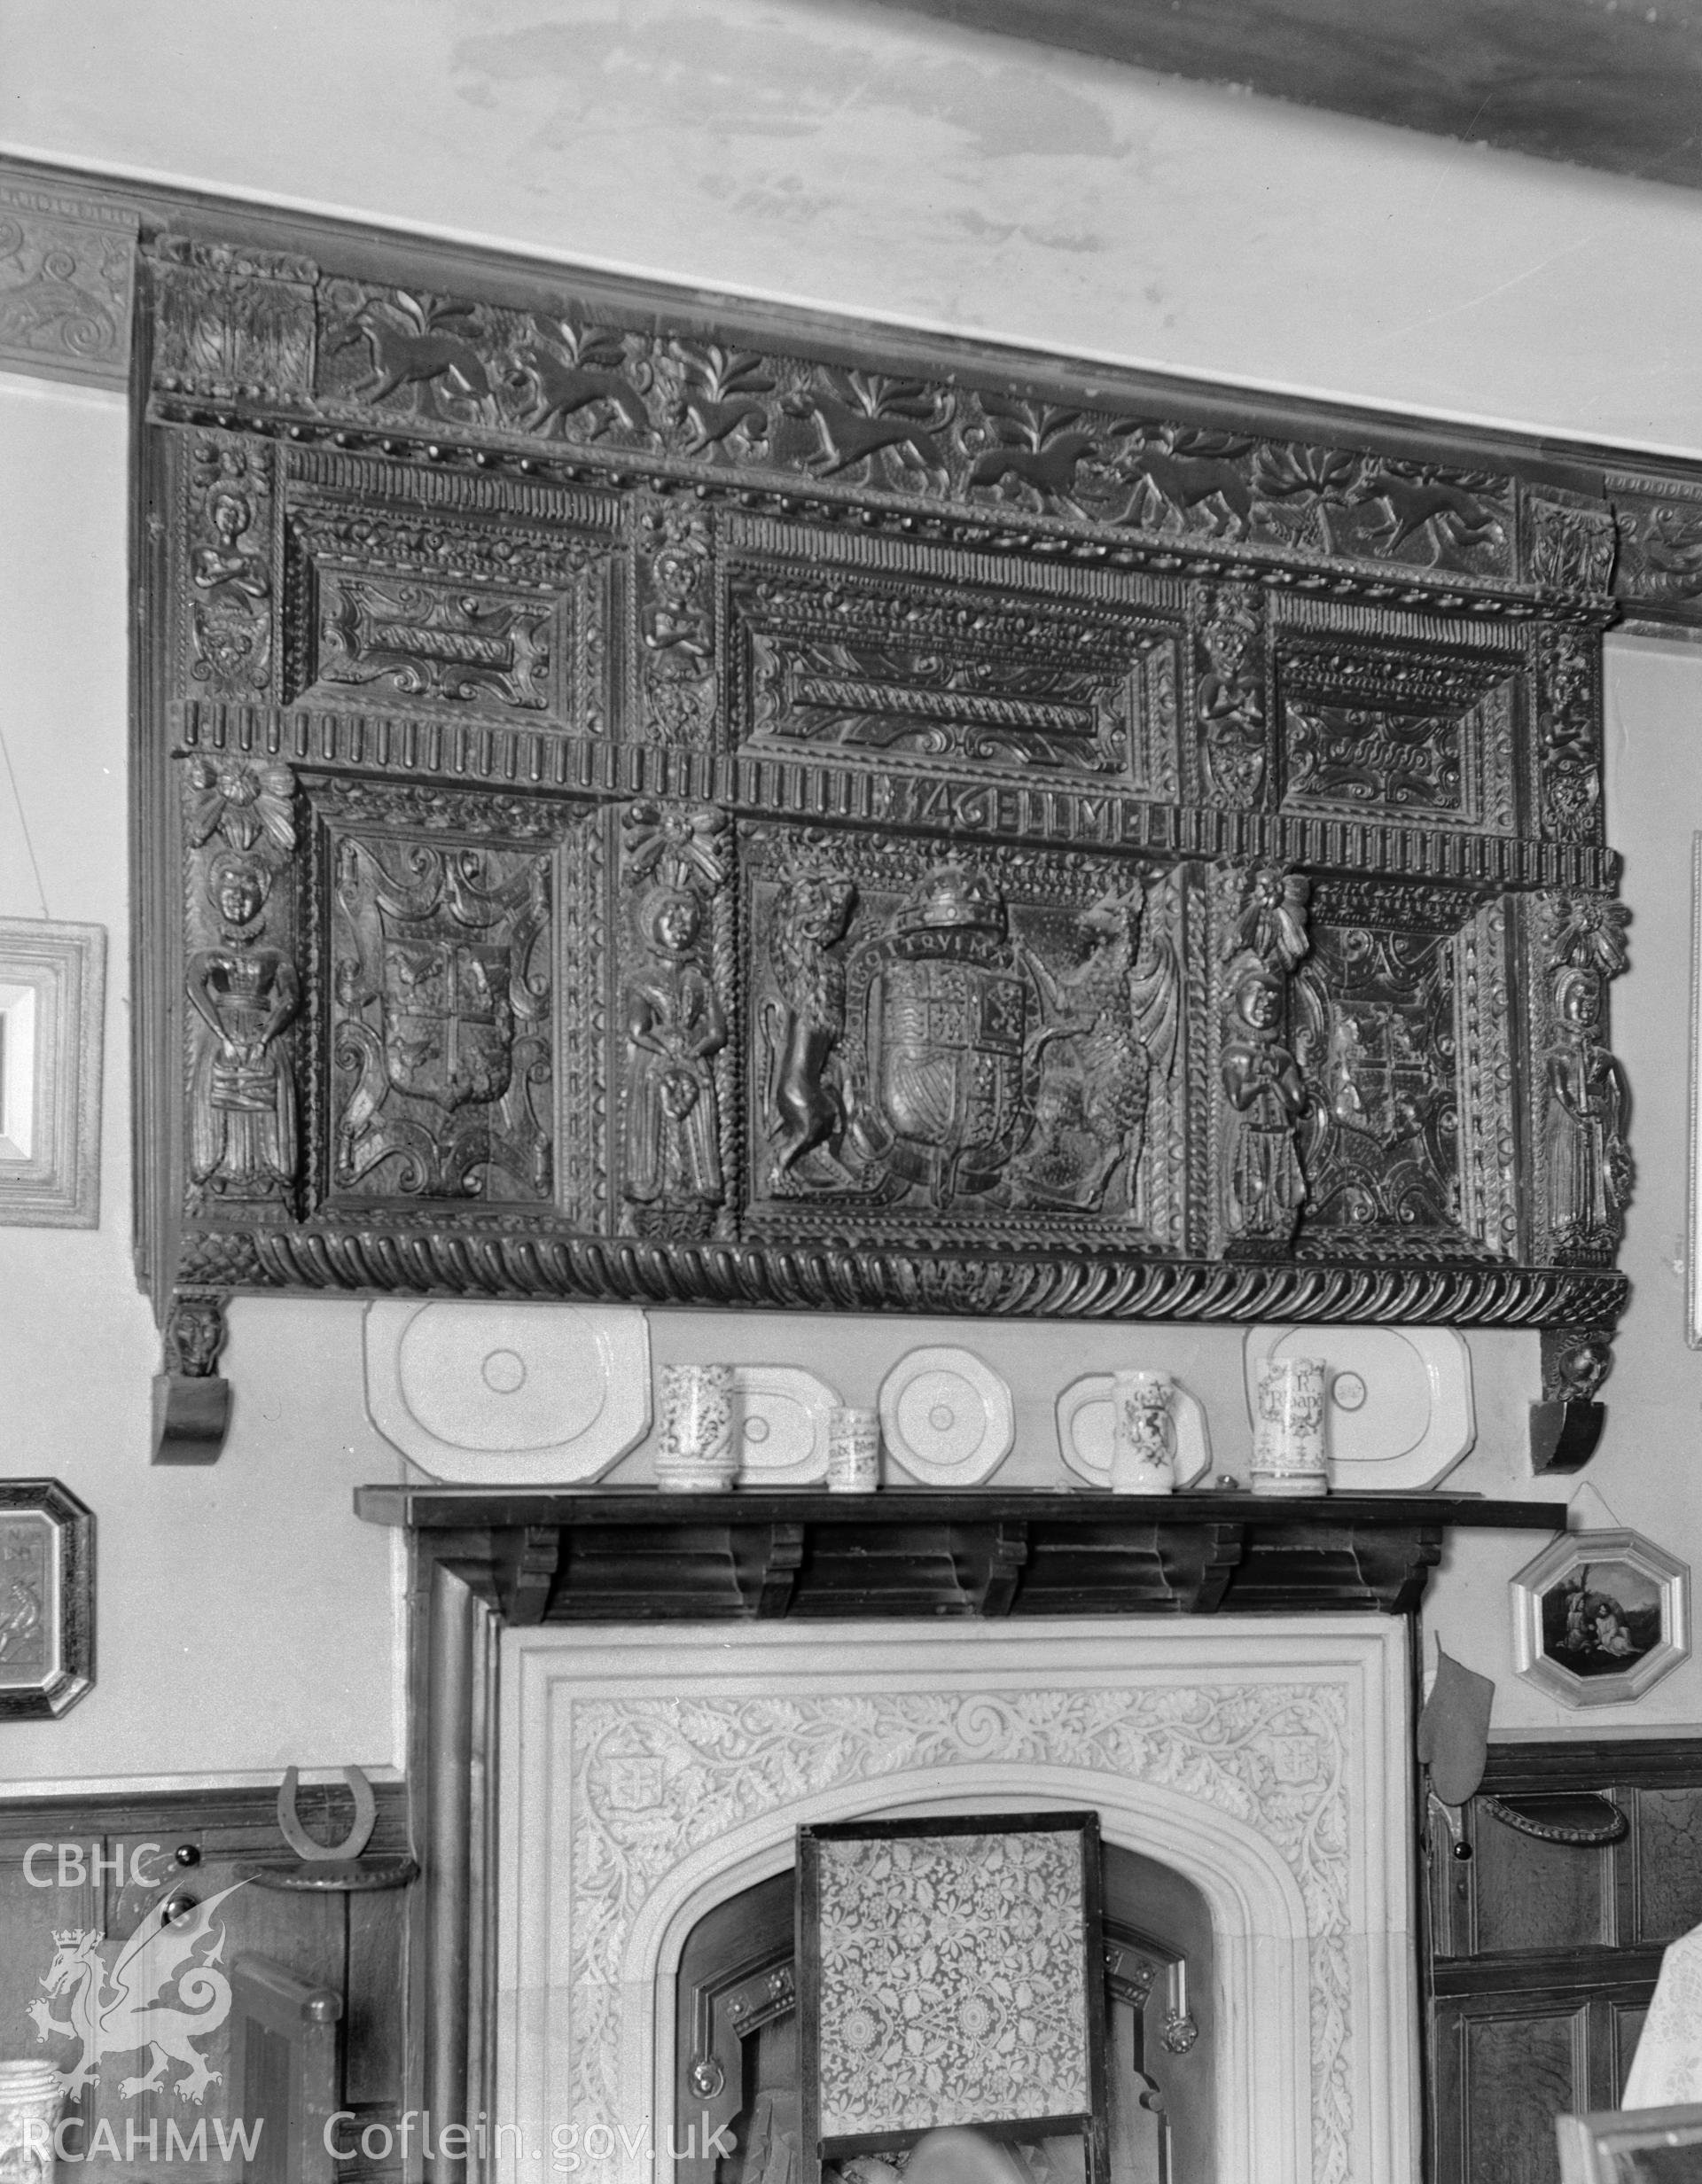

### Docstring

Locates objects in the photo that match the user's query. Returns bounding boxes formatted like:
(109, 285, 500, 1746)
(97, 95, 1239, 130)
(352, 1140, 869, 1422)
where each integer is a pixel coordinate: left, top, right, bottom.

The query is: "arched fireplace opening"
(672, 1845, 1214, 2184)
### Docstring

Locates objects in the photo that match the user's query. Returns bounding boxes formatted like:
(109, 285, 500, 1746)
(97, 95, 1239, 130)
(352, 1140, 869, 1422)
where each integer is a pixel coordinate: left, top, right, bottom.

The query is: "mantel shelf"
(356, 1486, 1564, 1622)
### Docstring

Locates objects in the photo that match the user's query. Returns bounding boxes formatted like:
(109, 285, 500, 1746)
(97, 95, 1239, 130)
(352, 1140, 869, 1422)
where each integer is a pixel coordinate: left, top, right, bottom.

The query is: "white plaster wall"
(0, 376, 404, 1788)
(4, 0, 1702, 1769)
(9, 0, 1702, 455)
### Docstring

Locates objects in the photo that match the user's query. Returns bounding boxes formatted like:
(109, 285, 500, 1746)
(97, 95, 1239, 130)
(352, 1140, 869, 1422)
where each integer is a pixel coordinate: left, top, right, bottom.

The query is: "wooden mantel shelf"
(355, 1486, 1564, 1621)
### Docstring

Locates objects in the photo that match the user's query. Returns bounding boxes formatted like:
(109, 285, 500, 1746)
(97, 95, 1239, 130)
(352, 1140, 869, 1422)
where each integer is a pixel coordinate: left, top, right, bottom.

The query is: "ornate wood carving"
(0, 179, 135, 386)
(132, 230, 1637, 1462)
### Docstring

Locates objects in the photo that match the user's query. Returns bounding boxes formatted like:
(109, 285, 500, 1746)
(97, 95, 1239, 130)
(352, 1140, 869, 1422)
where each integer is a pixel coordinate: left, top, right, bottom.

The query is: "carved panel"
(313, 778, 566, 1207)
(726, 546, 1171, 782)
(132, 230, 1634, 1363)
(282, 448, 618, 730)
(0, 181, 135, 385)
(744, 829, 1187, 1249)
(1292, 880, 1515, 1262)
(1275, 624, 1519, 835)
(182, 433, 277, 702)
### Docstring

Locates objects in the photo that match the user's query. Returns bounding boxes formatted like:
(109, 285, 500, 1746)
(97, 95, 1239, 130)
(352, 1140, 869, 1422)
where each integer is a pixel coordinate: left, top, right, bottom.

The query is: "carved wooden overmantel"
(130, 222, 1635, 1464)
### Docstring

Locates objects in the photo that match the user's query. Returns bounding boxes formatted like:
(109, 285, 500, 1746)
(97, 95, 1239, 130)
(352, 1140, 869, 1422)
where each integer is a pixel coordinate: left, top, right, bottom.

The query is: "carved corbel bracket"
(152, 1291, 231, 1464)
(1529, 1326, 1613, 1474)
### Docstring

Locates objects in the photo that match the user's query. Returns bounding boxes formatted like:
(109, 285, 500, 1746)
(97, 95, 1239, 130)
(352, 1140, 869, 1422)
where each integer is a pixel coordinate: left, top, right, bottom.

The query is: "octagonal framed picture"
(1512, 1527, 1690, 1707)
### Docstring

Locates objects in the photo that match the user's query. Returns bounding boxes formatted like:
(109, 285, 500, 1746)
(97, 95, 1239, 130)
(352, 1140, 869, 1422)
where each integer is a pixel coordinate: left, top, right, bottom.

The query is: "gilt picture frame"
(1512, 1527, 1690, 1707)
(0, 916, 105, 1228)
(0, 1478, 94, 1718)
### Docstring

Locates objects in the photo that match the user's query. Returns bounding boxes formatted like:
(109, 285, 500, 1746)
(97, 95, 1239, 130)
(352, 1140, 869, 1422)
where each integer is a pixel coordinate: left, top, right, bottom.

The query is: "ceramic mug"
(1110, 1370, 1175, 1494)
(656, 1364, 737, 1491)
(825, 1405, 881, 1493)
(1252, 1356, 1329, 1496)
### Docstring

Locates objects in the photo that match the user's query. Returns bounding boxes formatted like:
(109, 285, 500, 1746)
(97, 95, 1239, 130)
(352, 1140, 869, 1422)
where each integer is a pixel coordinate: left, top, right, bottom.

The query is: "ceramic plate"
(1055, 1377, 1213, 1490)
(878, 1346, 1015, 1486)
(364, 1299, 651, 1484)
(730, 1365, 839, 1485)
(1242, 1324, 1475, 1489)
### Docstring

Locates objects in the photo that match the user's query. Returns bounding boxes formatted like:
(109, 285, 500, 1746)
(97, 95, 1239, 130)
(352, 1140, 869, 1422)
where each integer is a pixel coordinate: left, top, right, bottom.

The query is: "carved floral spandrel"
(566, 1681, 1353, 2184)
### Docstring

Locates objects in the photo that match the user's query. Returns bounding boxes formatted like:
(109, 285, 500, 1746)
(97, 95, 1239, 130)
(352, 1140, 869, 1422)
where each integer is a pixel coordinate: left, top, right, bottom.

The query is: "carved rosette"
(1537, 893, 1632, 1264)
(617, 800, 732, 1240)
(182, 758, 302, 1213)
(1215, 861, 1310, 1257)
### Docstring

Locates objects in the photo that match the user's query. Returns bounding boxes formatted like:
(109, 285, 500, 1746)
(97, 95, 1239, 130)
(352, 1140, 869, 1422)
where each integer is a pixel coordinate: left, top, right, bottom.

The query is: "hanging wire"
(0, 716, 50, 920)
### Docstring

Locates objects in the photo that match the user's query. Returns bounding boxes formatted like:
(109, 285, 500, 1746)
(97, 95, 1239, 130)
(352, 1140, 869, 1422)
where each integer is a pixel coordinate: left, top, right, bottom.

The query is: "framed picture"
(1558, 2102, 1702, 2181)
(0, 916, 105, 1228)
(798, 1811, 1108, 2184)
(1512, 1528, 1690, 1707)
(0, 1479, 94, 1718)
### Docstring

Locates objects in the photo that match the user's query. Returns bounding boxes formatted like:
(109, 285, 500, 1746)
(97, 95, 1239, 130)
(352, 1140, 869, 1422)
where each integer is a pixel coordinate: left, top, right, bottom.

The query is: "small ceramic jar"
(825, 1405, 881, 1493)
(656, 1364, 738, 1491)
(1251, 1356, 1329, 1496)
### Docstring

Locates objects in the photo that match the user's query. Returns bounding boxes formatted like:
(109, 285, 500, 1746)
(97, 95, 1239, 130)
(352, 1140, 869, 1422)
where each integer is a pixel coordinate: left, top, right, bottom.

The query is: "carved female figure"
(624, 886, 728, 1211)
(1546, 965, 1631, 1249)
(186, 856, 301, 1195)
(1221, 958, 1308, 1248)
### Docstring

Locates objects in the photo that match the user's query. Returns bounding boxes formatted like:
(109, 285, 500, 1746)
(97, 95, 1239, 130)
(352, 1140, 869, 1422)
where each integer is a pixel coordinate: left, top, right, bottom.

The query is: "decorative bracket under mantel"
(355, 1486, 1566, 1621)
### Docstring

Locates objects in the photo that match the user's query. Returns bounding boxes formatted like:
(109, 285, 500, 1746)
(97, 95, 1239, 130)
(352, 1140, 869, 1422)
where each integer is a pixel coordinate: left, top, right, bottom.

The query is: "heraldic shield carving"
(130, 217, 1633, 1458)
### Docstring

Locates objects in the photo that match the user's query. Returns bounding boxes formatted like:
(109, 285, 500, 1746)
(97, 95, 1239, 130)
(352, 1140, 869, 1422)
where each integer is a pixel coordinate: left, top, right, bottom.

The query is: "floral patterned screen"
(800, 1814, 1104, 2161)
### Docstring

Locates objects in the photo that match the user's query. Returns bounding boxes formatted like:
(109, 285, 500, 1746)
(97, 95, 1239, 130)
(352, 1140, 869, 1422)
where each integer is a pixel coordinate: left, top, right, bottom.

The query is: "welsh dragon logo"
(28, 1883, 244, 2102)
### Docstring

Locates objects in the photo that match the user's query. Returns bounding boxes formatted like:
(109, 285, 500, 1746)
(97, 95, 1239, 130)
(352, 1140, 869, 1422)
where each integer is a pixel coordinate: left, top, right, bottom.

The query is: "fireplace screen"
(799, 1815, 1108, 2184)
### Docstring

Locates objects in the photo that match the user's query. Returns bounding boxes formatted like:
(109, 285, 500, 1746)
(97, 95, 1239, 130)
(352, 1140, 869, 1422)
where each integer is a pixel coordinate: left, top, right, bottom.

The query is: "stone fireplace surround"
(495, 1617, 1416, 2184)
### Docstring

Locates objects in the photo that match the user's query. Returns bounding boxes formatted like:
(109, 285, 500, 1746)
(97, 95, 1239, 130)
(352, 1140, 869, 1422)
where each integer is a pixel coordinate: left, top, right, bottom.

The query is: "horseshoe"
(277, 1765, 378, 1863)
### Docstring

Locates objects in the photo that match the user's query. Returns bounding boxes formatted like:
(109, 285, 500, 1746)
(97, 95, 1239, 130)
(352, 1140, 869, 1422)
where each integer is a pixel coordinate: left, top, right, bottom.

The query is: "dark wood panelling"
(1425, 1739, 1702, 2184)
(0, 1784, 409, 2184)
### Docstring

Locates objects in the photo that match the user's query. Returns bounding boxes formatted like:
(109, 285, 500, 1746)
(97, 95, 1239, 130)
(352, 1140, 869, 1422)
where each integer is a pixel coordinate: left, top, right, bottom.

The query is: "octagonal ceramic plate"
(1242, 1324, 1474, 1490)
(363, 1299, 651, 1484)
(730, 1364, 839, 1485)
(878, 1346, 1015, 1487)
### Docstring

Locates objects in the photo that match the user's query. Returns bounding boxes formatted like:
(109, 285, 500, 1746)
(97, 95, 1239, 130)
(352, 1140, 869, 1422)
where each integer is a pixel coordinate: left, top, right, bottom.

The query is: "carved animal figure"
(339, 297, 492, 410)
(511, 340, 649, 437)
(967, 431, 1102, 503)
(765, 872, 856, 1183)
(1352, 468, 1506, 562)
(1117, 426, 1255, 536)
(677, 390, 770, 454)
(1017, 887, 1178, 1209)
(784, 375, 950, 485)
(28, 1884, 245, 2102)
